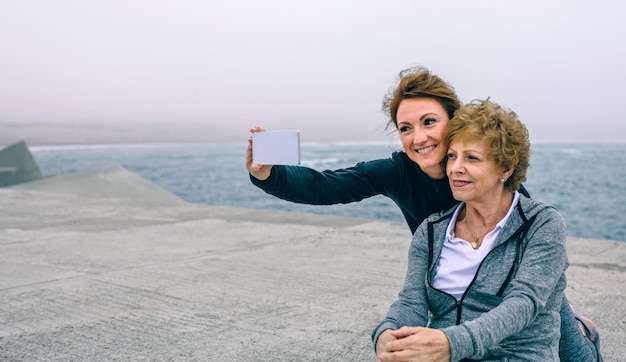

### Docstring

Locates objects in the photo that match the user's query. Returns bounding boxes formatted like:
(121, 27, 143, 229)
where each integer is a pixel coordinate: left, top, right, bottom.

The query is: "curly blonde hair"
(443, 99, 530, 191)
(383, 66, 461, 130)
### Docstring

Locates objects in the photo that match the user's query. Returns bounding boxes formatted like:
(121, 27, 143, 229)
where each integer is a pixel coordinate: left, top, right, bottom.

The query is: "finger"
(390, 326, 420, 339)
(245, 139, 254, 166)
(379, 349, 412, 362)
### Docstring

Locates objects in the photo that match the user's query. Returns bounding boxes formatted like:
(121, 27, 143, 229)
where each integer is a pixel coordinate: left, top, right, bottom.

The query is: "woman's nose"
(412, 130, 427, 145)
(448, 158, 464, 173)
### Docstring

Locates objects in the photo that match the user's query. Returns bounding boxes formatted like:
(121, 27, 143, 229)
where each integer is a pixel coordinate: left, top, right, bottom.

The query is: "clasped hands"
(376, 326, 451, 362)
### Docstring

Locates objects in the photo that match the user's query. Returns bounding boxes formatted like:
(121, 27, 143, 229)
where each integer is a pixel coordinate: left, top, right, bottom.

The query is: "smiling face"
(397, 97, 449, 179)
(446, 139, 512, 204)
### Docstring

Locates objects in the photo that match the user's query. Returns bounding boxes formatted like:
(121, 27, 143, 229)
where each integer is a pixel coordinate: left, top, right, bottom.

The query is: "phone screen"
(252, 130, 300, 165)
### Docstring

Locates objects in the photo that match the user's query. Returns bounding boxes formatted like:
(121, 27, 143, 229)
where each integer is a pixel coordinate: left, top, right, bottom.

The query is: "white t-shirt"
(432, 191, 520, 300)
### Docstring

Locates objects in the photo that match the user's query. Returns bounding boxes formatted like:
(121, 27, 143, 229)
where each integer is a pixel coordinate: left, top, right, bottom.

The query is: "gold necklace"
(462, 195, 513, 249)
(464, 218, 495, 250)
(469, 236, 482, 249)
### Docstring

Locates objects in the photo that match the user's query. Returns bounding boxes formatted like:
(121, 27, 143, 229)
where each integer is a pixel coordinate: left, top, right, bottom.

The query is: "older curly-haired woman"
(372, 99, 601, 361)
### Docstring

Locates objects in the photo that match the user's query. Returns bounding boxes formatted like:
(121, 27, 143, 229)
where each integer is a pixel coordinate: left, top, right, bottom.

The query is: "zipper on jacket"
(445, 234, 519, 325)
(455, 300, 462, 325)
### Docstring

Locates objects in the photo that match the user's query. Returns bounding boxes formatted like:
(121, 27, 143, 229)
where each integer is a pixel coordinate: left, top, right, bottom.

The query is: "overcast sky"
(1, 0, 624, 143)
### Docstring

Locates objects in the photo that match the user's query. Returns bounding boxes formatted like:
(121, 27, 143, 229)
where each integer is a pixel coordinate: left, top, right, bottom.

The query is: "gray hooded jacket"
(372, 195, 568, 361)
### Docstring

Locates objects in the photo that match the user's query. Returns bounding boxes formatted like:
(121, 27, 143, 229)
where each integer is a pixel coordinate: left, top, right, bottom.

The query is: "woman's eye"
(446, 153, 456, 159)
(424, 118, 436, 126)
(398, 126, 410, 133)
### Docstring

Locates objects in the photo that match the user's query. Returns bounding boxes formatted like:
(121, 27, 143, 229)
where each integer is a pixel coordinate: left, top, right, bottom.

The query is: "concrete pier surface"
(1, 166, 624, 361)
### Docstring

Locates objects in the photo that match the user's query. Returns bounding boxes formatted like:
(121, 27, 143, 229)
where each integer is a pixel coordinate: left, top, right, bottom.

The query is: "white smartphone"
(252, 130, 301, 165)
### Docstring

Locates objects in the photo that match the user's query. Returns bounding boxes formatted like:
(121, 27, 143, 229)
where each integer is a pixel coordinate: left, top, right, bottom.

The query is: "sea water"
(31, 142, 626, 242)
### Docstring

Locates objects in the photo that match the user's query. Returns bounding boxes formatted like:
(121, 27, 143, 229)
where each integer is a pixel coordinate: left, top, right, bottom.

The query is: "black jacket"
(251, 151, 484, 233)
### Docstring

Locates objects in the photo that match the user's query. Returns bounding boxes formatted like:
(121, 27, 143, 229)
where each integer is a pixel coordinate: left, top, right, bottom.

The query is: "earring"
(499, 178, 505, 183)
